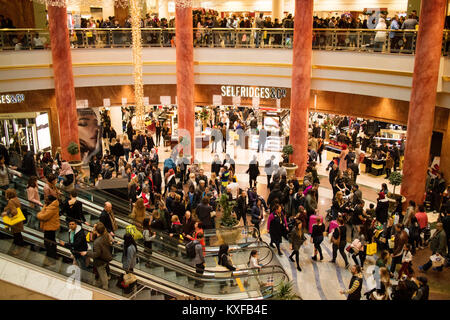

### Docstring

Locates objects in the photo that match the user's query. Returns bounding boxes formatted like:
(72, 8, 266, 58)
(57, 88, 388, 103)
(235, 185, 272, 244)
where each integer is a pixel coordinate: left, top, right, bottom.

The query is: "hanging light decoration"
(130, 0, 145, 132)
(30, 0, 131, 8)
(175, 0, 193, 9)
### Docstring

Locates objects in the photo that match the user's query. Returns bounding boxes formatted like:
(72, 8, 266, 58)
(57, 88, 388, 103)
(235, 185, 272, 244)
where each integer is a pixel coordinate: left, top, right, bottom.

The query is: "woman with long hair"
(311, 217, 325, 261)
(27, 176, 43, 209)
(289, 220, 306, 272)
(122, 233, 137, 273)
(2, 188, 25, 254)
(130, 197, 146, 229)
(267, 204, 288, 256)
(217, 244, 237, 293)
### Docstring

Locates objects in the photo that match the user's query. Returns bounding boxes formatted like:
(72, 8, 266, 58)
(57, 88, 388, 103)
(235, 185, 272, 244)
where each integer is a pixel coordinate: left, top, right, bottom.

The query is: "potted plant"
(216, 193, 241, 244)
(67, 141, 82, 169)
(387, 171, 405, 211)
(198, 108, 210, 131)
(281, 144, 298, 178)
(272, 280, 301, 300)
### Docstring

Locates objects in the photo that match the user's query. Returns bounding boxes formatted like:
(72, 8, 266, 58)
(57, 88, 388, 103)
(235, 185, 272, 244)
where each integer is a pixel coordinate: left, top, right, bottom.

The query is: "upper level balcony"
(2, 27, 450, 55)
(1, 28, 450, 109)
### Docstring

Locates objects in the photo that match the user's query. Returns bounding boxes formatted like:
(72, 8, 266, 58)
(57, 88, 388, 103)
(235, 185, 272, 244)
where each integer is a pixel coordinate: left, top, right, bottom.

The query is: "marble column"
(272, 0, 284, 21)
(175, 3, 195, 160)
(47, 5, 80, 162)
(289, 0, 313, 177)
(401, 0, 446, 205)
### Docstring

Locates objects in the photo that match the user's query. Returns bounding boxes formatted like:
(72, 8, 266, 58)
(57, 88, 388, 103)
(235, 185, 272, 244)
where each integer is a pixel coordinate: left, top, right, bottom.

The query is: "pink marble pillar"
(175, 4, 195, 160)
(401, 0, 446, 205)
(289, 0, 313, 177)
(47, 5, 80, 162)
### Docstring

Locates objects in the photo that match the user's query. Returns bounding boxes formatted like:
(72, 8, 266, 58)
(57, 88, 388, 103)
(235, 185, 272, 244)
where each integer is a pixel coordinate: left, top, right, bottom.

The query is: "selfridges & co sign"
(0, 94, 25, 104)
(221, 86, 287, 99)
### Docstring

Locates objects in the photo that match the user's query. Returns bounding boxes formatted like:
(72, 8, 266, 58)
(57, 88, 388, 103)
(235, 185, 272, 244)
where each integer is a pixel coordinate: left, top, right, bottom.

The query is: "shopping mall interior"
(0, 0, 449, 302)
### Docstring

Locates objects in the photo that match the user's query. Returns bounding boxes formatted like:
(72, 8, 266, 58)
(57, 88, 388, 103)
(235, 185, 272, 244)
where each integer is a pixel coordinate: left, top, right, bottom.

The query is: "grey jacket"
(430, 229, 447, 256)
(122, 244, 137, 271)
(193, 242, 205, 265)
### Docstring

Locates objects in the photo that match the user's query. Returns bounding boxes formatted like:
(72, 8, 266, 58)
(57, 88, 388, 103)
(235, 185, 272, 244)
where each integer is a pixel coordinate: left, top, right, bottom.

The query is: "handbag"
(388, 236, 395, 249)
(331, 227, 340, 245)
(126, 224, 143, 240)
(431, 254, 445, 268)
(122, 273, 137, 286)
(3, 207, 26, 227)
(366, 242, 377, 256)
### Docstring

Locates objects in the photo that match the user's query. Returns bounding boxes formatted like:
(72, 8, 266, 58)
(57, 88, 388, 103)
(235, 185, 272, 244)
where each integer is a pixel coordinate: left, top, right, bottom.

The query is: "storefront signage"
(221, 86, 287, 99)
(0, 94, 25, 104)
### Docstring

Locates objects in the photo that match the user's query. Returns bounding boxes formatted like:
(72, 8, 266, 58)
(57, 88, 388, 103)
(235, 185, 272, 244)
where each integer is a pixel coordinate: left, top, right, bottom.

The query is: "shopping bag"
(431, 254, 445, 268)
(123, 273, 137, 286)
(126, 224, 143, 240)
(242, 34, 247, 42)
(86, 31, 93, 38)
(366, 242, 377, 256)
(2, 207, 26, 226)
(388, 236, 395, 249)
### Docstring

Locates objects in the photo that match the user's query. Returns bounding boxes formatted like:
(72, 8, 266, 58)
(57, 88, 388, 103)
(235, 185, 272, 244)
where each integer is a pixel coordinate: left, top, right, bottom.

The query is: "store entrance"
(0, 112, 51, 156)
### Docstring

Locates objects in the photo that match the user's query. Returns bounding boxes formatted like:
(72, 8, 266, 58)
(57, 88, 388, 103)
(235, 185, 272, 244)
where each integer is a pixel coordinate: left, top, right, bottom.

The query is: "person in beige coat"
(37, 195, 60, 266)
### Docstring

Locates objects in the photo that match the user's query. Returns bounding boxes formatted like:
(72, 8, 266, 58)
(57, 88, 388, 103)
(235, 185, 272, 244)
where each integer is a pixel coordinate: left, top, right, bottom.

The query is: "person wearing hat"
(375, 192, 389, 224)
(412, 276, 429, 300)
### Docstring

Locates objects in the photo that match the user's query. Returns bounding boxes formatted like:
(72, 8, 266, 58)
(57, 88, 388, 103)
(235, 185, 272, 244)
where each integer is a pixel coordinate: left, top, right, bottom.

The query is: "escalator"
(0, 204, 289, 299)
(4, 170, 289, 299)
(8, 169, 272, 267)
(9, 168, 260, 248)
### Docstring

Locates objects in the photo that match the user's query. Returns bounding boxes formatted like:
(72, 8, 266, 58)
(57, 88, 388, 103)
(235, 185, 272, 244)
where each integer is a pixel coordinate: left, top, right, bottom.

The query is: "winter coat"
(429, 229, 447, 256)
(37, 200, 60, 231)
(289, 227, 306, 251)
(3, 197, 23, 233)
(86, 233, 113, 267)
(63, 225, 88, 259)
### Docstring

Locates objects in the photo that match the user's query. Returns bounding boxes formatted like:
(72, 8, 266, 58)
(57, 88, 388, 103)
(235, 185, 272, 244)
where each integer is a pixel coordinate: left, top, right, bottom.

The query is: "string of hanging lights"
(30, 0, 130, 8)
(130, 0, 145, 132)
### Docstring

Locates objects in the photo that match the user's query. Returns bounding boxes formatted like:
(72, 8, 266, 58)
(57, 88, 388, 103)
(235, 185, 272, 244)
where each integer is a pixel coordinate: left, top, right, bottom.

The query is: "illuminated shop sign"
(221, 86, 287, 99)
(0, 94, 25, 104)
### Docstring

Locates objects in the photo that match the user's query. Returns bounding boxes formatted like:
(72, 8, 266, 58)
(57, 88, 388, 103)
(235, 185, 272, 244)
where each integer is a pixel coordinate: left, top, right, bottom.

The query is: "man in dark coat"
(196, 196, 214, 229)
(246, 155, 260, 188)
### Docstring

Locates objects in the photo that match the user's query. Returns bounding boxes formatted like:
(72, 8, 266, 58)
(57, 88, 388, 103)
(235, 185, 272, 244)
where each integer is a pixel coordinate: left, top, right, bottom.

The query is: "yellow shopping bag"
(366, 242, 377, 256)
(2, 207, 26, 227)
(126, 224, 143, 240)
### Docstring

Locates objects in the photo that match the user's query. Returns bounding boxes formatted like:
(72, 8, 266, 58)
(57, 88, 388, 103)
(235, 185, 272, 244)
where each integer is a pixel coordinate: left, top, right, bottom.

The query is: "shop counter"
(364, 158, 386, 176)
(325, 144, 342, 161)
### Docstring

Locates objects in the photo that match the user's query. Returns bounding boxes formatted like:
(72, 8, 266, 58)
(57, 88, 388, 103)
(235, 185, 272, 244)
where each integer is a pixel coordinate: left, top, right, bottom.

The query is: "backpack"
(185, 240, 198, 259)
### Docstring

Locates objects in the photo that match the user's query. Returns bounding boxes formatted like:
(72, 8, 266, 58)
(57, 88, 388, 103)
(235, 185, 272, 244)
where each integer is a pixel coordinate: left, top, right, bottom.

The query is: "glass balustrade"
(1, 28, 446, 55)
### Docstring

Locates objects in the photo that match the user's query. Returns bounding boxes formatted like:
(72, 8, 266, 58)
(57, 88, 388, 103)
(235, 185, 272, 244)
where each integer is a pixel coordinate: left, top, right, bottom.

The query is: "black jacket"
(63, 226, 88, 258)
(99, 210, 114, 233)
(196, 202, 214, 229)
(246, 162, 260, 179)
(64, 200, 85, 223)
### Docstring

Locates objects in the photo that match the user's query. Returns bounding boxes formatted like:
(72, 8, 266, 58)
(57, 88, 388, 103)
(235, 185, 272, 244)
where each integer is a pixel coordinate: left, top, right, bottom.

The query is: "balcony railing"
(1, 28, 450, 55)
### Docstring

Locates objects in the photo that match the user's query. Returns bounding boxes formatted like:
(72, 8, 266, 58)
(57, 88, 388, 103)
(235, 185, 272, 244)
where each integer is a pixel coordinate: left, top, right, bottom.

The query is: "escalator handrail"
(0, 218, 289, 299)
(0, 197, 284, 283)
(7, 169, 281, 277)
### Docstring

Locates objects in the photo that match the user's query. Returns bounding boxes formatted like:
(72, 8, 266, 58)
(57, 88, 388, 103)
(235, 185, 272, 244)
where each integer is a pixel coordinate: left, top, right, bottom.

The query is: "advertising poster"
(77, 107, 102, 164)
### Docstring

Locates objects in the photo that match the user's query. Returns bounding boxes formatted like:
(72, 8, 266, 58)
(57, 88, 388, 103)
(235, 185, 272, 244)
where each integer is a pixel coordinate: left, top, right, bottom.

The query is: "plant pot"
(387, 193, 406, 213)
(282, 163, 298, 179)
(216, 226, 242, 245)
(68, 160, 82, 168)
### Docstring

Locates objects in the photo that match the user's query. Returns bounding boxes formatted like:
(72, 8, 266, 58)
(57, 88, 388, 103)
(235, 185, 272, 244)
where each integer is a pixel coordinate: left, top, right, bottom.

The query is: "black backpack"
(185, 240, 198, 259)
